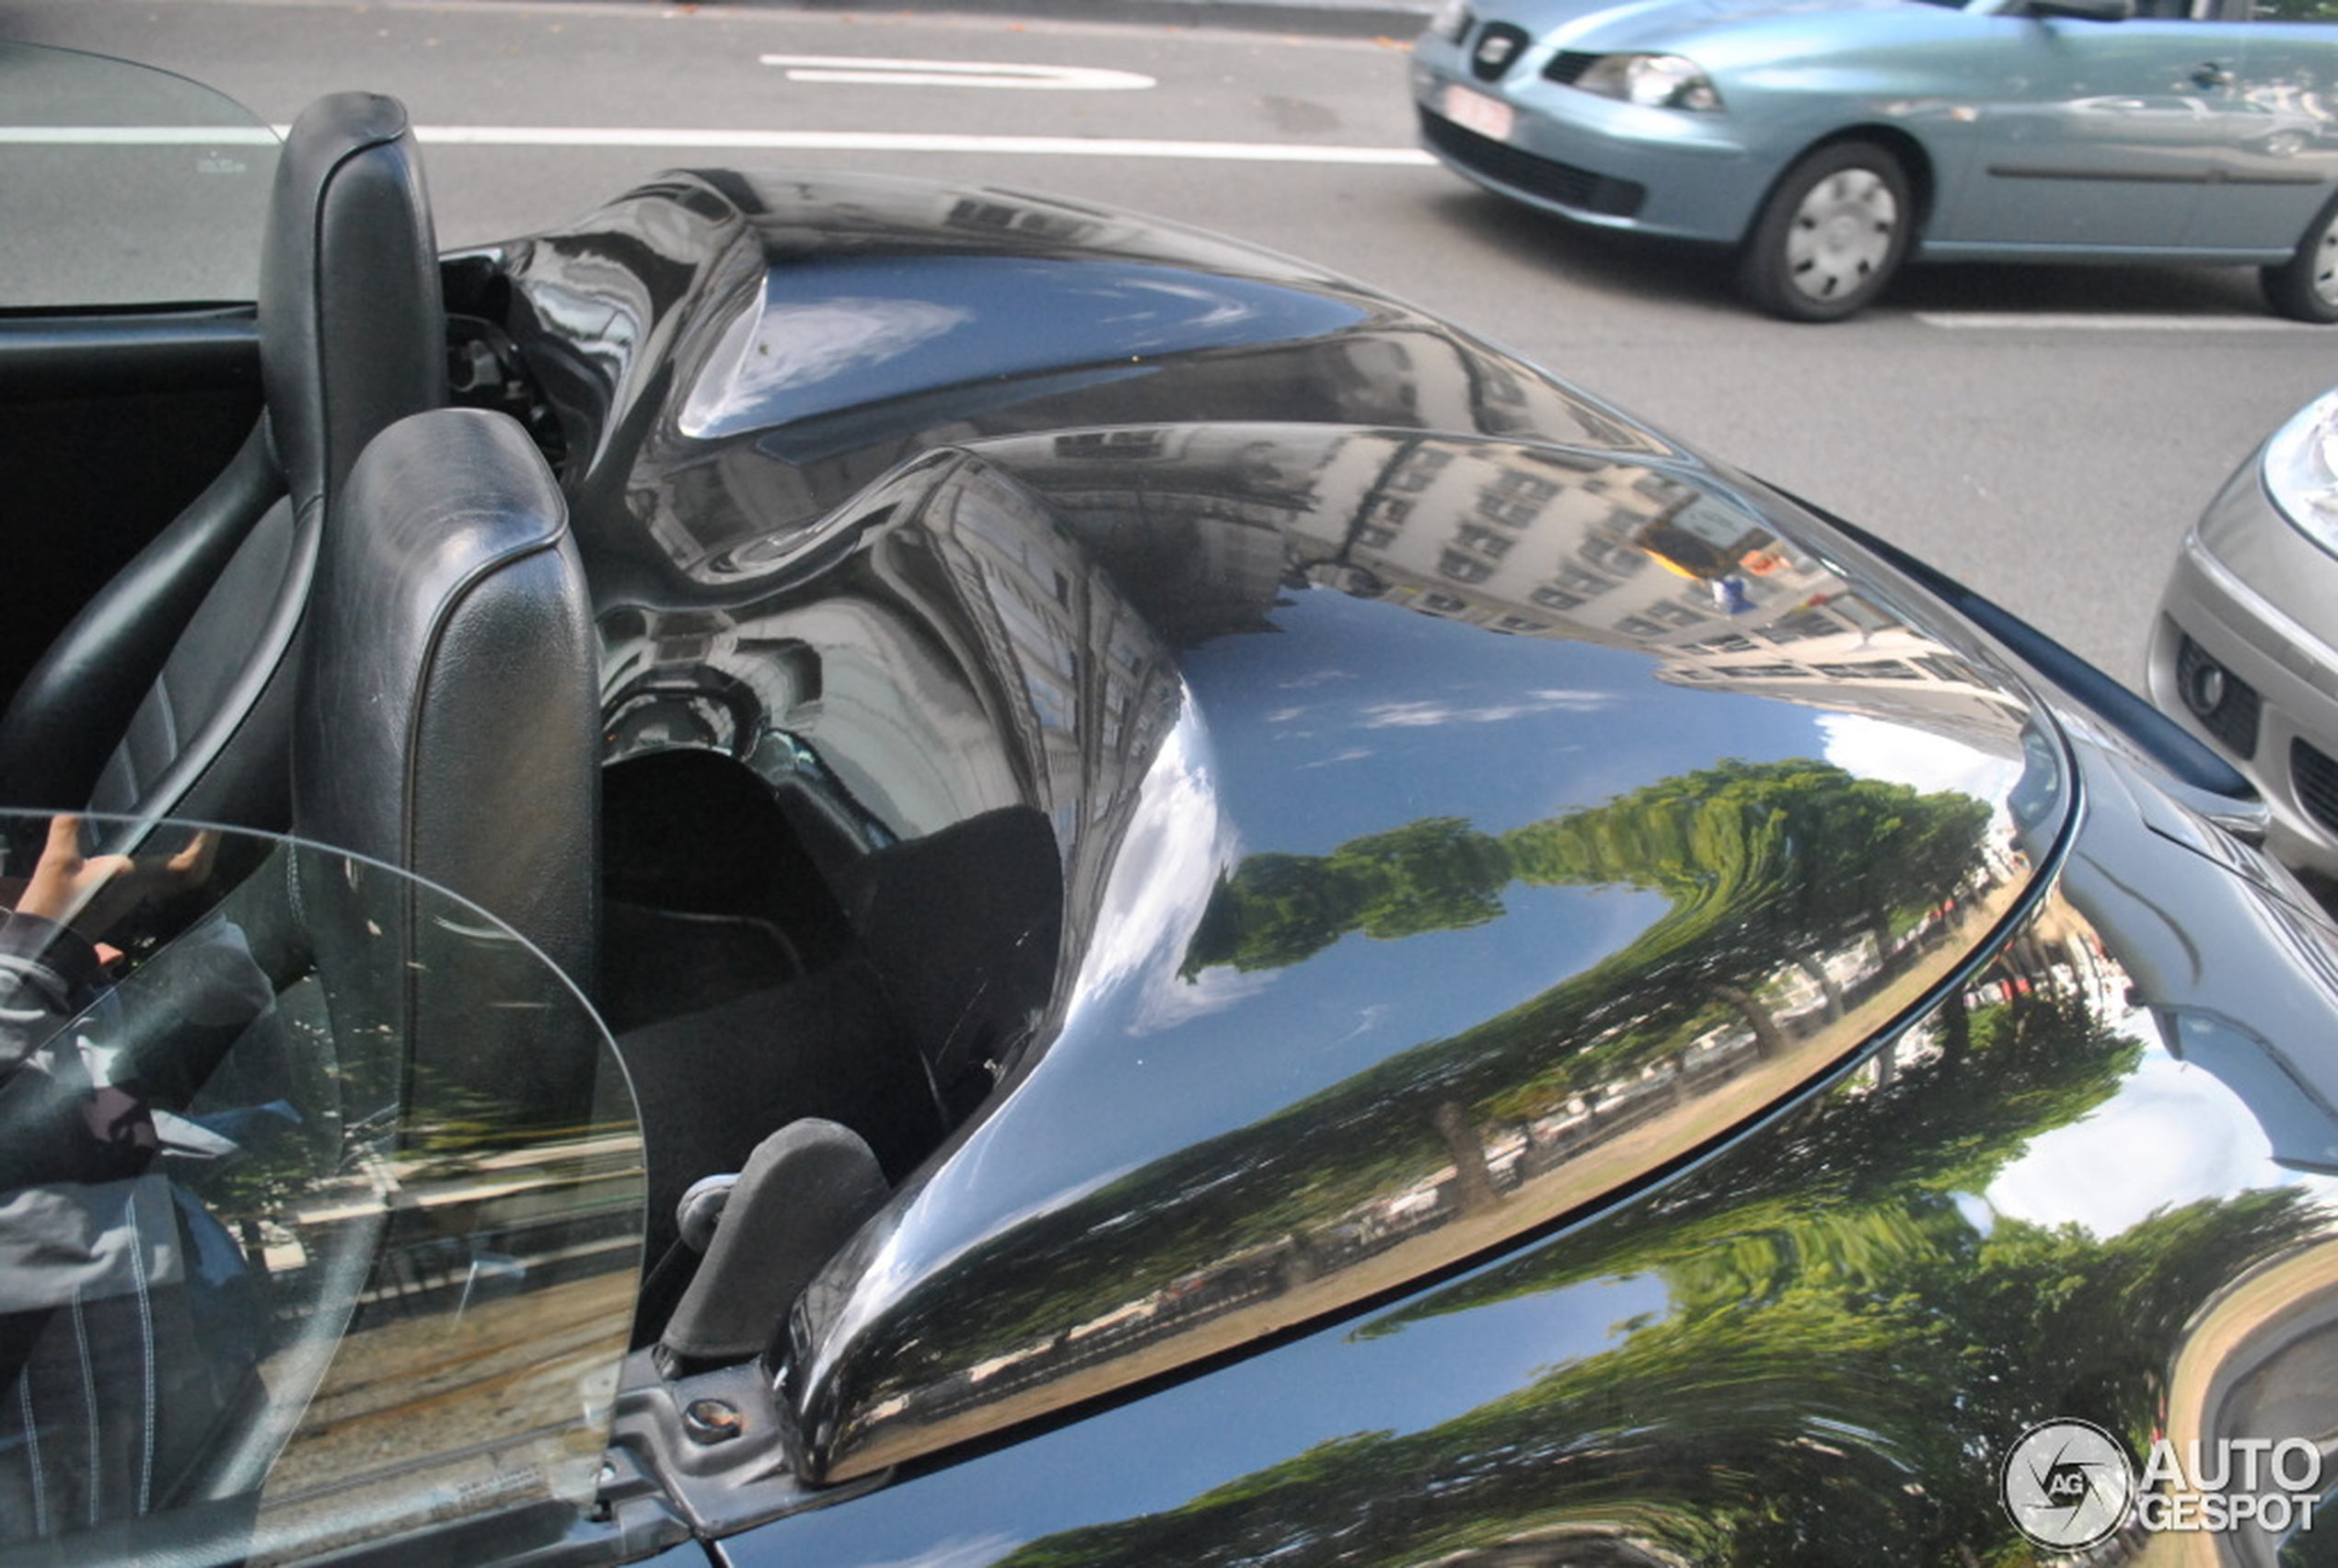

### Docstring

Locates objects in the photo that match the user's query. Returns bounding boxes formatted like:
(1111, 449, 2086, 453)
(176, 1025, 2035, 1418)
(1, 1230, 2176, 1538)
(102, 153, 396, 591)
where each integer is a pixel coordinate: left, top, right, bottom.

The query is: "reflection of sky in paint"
(1985, 1025, 2338, 1239)
(833, 1539, 1022, 1568)
(985, 582, 2043, 1206)
(984, 878, 1669, 1227)
(1057, 710, 1239, 1033)
(1820, 709, 2019, 807)
(681, 294, 973, 437)
(1150, 878, 1669, 1088)
(1059, 699, 1667, 1095)
(678, 255, 1369, 439)
(1184, 587, 1890, 853)
(753, 1271, 1672, 1568)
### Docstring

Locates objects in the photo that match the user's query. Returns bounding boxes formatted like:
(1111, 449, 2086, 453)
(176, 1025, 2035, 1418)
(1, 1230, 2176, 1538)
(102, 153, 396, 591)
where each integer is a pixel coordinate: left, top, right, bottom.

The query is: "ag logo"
(2001, 1419, 2135, 1551)
(1474, 35, 1519, 69)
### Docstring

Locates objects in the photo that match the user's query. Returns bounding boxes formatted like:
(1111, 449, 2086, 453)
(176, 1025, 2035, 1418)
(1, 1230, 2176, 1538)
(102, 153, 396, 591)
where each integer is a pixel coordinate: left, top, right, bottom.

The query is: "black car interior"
(0, 86, 1387, 1519)
(6, 75, 1073, 1401)
(287, 395, 995, 1370)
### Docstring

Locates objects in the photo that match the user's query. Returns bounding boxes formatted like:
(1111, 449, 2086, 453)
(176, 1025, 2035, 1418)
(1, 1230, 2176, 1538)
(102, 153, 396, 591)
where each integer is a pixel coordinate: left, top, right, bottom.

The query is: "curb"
(773, 0, 1437, 38)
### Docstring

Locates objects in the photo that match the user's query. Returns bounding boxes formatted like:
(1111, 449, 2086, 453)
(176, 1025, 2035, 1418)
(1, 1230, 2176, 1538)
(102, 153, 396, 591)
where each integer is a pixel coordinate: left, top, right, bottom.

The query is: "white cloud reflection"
(1818, 710, 2016, 804)
(1984, 1047, 2305, 1239)
(1049, 708, 1267, 1036)
(853, 1536, 1022, 1568)
(680, 294, 973, 438)
(1359, 687, 1612, 730)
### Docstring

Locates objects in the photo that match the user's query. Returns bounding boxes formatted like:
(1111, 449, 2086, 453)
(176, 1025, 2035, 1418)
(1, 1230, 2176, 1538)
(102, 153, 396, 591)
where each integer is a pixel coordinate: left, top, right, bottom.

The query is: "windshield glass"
(0, 42, 277, 309)
(0, 811, 644, 1564)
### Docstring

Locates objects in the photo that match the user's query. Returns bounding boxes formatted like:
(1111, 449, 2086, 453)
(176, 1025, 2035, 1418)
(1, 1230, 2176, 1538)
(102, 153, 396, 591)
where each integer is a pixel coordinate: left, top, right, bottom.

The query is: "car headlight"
(2262, 387, 2338, 558)
(1572, 53, 1723, 112)
(1428, 0, 1473, 42)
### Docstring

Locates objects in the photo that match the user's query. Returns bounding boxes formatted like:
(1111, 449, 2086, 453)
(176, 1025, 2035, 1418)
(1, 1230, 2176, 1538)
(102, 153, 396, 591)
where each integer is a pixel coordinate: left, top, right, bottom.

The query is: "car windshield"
(0, 811, 645, 1565)
(0, 42, 278, 309)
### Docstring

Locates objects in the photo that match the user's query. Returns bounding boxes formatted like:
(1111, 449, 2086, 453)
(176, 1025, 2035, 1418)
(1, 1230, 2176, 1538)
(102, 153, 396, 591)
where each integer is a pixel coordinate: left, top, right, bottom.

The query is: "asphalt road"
(12, 0, 2336, 686)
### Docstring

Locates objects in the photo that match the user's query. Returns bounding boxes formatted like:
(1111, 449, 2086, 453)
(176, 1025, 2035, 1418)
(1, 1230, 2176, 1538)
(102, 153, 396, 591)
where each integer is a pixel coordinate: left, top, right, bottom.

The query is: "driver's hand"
(16, 814, 218, 937)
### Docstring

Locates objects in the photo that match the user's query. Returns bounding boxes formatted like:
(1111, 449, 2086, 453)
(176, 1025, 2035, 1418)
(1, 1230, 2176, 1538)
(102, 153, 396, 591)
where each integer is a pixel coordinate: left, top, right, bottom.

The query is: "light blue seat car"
(1411, 0, 2338, 319)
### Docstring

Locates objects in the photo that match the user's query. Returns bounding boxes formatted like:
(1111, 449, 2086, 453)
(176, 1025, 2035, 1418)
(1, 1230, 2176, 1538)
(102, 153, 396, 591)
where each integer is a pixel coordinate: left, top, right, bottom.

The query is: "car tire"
(1737, 142, 1912, 323)
(2261, 195, 2338, 324)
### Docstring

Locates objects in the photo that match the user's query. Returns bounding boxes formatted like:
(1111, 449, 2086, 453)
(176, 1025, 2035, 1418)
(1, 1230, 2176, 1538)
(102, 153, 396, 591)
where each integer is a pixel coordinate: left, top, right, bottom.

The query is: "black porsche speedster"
(6, 42, 2338, 1568)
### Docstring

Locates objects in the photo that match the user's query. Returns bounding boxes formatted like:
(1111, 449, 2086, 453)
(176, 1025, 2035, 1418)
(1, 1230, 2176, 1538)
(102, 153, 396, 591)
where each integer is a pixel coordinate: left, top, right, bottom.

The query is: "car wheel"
(1737, 142, 1912, 323)
(2261, 195, 2338, 324)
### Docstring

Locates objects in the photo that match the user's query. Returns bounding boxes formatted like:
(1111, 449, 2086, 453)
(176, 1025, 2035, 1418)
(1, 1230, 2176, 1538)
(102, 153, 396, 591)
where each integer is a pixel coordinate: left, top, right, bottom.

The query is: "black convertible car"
(6, 40, 2338, 1568)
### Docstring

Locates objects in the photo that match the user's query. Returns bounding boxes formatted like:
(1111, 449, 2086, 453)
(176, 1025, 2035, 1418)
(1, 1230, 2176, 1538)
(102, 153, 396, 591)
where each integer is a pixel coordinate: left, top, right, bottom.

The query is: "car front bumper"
(1409, 56, 1772, 245)
(2149, 463, 2338, 889)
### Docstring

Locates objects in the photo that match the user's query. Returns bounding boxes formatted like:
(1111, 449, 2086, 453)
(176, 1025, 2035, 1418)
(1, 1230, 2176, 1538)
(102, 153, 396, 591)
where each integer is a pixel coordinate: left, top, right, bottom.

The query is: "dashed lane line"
(758, 55, 1159, 90)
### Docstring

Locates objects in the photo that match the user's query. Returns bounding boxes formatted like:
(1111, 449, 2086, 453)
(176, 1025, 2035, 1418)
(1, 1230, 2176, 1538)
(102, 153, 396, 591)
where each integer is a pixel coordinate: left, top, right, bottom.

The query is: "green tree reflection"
(851, 762, 2000, 1425)
(1192, 760, 1986, 973)
(1187, 760, 1989, 1062)
(998, 984, 2325, 1566)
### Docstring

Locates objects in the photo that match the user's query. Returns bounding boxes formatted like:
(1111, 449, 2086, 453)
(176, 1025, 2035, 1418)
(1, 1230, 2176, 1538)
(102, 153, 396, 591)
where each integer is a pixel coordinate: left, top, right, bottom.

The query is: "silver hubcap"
(1785, 168, 1897, 303)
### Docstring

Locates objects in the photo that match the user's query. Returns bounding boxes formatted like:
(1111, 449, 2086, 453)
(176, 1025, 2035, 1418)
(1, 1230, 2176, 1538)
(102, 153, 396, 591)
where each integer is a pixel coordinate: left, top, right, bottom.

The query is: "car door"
(2183, 3, 2338, 253)
(0, 44, 272, 712)
(1942, 3, 2246, 250)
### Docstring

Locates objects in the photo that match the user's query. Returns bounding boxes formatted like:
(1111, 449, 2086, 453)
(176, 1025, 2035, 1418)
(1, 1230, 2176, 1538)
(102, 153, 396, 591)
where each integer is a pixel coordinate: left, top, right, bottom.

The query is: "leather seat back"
(295, 407, 600, 1128)
(0, 93, 444, 834)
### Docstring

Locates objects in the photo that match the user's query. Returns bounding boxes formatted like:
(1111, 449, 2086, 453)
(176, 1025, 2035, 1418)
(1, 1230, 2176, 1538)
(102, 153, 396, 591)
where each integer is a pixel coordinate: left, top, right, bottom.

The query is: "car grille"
(2176, 632, 2262, 758)
(2296, 738, 2338, 836)
(1418, 107, 1649, 220)
(1545, 52, 1597, 86)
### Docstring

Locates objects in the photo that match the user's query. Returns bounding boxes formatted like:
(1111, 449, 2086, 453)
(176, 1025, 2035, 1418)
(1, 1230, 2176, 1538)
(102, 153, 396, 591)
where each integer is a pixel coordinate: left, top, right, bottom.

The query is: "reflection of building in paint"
(1270, 432, 2038, 765)
(1019, 425, 1302, 636)
(979, 422, 2039, 800)
(1656, 612, 2038, 780)
(919, 458, 1185, 866)
(978, 428, 1795, 649)
(1278, 433, 1839, 651)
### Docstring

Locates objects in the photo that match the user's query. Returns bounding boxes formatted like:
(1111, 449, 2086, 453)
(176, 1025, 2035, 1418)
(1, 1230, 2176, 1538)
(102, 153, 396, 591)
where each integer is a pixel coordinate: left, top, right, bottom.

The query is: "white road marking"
(1916, 312, 2313, 331)
(759, 55, 1157, 91)
(411, 125, 1438, 165)
(7, 132, 2310, 337)
(0, 126, 279, 144)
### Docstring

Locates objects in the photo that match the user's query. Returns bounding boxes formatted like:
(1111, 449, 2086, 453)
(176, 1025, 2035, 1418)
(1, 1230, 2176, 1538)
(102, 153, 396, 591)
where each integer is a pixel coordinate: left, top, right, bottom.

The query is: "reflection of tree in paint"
(1001, 983, 2326, 1567)
(1185, 815, 1513, 972)
(844, 761, 2004, 1429)
(1188, 757, 1991, 1057)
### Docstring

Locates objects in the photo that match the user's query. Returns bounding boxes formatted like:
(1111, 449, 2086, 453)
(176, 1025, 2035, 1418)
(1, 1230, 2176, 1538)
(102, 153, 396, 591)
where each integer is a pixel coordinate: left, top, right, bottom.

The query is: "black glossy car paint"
(12, 67, 2338, 1564)
(452, 168, 2338, 1565)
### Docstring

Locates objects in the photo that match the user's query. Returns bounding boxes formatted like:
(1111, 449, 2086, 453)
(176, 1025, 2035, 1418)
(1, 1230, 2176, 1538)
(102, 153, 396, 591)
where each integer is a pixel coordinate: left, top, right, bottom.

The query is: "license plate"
(1441, 83, 1515, 144)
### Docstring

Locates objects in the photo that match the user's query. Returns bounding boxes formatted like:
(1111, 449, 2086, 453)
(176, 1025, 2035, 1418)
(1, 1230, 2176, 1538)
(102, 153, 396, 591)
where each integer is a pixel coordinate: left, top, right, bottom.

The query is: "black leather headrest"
(259, 92, 446, 518)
